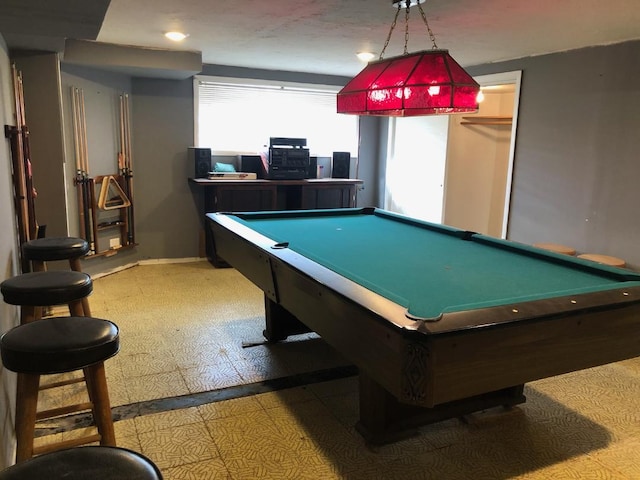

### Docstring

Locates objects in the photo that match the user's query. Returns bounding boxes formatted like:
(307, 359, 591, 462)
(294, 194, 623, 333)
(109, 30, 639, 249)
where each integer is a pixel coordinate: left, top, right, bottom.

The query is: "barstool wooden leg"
(15, 373, 40, 463)
(69, 299, 85, 317)
(22, 301, 85, 324)
(84, 363, 116, 446)
(69, 258, 92, 317)
(68, 259, 82, 272)
(80, 298, 92, 317)
(20, 306, 37, 324)
(31, 261, 46, 273)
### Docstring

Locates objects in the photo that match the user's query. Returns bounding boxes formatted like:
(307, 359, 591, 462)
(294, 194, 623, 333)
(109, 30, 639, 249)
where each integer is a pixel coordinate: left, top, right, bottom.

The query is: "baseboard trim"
(91, 257, 208, 279)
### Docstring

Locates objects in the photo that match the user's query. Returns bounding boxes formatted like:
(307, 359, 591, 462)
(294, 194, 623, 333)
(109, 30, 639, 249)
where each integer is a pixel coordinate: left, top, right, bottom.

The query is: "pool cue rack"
(71, 87, 137, 257)
(5, 64, 39, 272)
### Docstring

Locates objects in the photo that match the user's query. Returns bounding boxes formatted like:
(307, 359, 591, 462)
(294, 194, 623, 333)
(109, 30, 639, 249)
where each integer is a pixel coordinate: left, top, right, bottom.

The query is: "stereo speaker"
(332, 152, 350, 179)
(190, 147, 211, 178)
(307, 157, 318, 179)
(240, 155, 266, 179)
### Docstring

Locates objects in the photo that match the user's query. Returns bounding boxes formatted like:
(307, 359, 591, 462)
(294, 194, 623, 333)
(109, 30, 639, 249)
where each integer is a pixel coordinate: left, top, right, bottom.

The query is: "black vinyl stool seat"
(0, 446, 163, 479)
(0, 271, 92, 324)
(1, 316, 118, 373)
(0, 317, 119, 462)
(22, 237, 90, 264)
(21, 237, 92, 317)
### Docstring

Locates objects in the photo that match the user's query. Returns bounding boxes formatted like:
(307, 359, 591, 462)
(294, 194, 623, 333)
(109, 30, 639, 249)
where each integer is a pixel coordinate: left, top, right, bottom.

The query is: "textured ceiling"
(1, 0, 639, 77)
(96, 0, 640, 76)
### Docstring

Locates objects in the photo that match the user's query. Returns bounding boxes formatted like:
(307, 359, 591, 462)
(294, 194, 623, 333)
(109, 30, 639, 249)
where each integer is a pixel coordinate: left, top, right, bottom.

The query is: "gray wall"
(130, 77, 197, 261)
(0, 34, 20, 469)
(60, 63, 132, 236)
(13, 52, 68, 238)
(54, 68, 196, 276)
(467, 40, 640, 268)
(200, 64, 350, 88)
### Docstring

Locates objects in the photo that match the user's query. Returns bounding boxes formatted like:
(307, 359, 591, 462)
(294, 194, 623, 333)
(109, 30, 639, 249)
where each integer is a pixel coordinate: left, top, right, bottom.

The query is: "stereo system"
(260, 137, 310, 180)
(331, 152, 350, 179)
(189, 147, 212, 178)
(194, 144, 350, 181)
(238, 154, 316, 179)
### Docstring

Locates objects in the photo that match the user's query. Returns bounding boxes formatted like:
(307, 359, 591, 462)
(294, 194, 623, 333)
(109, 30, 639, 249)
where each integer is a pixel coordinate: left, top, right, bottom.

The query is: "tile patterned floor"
(34, 262, 640, 479)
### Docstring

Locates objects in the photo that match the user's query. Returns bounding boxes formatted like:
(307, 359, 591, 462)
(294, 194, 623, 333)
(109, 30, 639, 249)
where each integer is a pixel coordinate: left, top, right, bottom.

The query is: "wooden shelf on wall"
(460, 116, 512, 126)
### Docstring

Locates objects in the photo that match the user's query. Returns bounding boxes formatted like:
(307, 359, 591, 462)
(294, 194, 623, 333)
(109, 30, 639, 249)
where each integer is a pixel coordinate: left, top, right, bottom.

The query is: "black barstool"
(0, 271, 92, 324)
(0, 447, 163, 479)
(22, 237, 92, 316)
(0, 316, 119, 462)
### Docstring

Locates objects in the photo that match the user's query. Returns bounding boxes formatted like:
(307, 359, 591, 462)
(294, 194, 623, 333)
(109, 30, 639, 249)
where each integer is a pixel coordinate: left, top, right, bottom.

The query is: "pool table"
(206, 207, 640, 444)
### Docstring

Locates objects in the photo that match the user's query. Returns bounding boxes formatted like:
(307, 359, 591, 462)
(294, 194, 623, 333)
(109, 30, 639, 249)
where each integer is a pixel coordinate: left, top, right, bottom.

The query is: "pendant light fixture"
(337, 0, 480, 117)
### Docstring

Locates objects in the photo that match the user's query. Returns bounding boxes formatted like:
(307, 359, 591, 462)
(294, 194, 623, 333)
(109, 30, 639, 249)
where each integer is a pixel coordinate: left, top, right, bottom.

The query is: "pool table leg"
(263, 296, 311, 342)
(356, 373, 526, 445)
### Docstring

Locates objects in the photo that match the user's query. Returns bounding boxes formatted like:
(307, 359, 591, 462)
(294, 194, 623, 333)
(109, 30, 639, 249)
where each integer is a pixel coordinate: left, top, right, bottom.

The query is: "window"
(196, 76, 359, 156)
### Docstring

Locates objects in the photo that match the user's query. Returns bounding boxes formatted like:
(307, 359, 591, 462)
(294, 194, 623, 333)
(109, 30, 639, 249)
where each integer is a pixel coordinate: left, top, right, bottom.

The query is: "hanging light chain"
(379, 2, 402, 60)
(417, 2, 439, 49)
(403, 0, 411, 55)
(381, 0, 437, 58)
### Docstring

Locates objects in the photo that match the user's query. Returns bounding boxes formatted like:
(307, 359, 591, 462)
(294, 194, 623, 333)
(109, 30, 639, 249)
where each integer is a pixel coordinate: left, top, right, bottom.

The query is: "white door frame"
(474, 70, 522, 238)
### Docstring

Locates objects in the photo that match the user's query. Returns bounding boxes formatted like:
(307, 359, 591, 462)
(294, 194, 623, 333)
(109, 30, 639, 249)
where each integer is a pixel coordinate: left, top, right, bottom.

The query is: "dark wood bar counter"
(189, 178, 364, 265)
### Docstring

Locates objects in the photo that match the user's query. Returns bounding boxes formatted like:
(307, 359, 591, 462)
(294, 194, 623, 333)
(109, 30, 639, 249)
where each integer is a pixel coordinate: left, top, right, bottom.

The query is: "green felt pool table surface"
(230, 208, 640, 321)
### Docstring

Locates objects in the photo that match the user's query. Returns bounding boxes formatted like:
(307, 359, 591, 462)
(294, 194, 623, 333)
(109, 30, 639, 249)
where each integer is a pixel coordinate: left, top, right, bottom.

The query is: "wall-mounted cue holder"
(71, 87, 137, 257)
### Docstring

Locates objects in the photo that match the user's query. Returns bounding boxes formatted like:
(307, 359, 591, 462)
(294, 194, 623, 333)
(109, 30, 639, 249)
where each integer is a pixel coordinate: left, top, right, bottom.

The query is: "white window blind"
(196, 77, 359, 156)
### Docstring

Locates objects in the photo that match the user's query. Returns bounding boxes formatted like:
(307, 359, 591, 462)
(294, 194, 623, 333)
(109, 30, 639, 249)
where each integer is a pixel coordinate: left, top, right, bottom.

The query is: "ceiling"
(2, 0, 640, 77)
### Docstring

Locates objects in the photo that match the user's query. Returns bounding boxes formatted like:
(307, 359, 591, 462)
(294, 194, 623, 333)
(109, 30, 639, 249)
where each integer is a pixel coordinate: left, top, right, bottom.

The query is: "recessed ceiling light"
(356, 52, 376, 62)
(165, 31, 188, 42)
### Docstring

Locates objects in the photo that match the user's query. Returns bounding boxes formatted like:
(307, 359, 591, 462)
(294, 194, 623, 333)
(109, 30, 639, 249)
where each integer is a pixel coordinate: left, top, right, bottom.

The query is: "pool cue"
(16, 71, 38, 241)
(9, 65, 30, 271)
(72, 88, 87, 245)
(78, 89, 98, 251)
(77, 88, 95, 253)
(117, 94, 131, 244)
(73, 87, 93, 252)
(118, 95, 126, 175)
(123, 93, 135, 244)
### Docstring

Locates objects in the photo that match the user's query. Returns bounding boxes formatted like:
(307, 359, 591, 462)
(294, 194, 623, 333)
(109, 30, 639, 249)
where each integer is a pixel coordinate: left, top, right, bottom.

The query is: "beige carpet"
(35, 261, 640, 479)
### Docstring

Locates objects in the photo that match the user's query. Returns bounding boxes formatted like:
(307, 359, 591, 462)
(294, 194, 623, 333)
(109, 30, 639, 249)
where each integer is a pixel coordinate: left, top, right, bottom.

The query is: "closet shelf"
(461, 115, 512, 126)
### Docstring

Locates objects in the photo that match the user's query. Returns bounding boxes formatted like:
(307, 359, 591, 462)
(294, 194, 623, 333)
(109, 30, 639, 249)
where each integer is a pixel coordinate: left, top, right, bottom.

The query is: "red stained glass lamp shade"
(337, 49, 480, 116)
